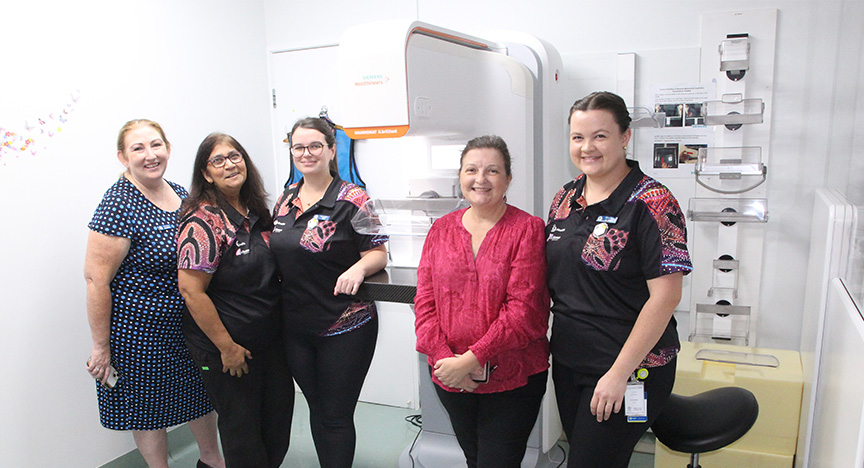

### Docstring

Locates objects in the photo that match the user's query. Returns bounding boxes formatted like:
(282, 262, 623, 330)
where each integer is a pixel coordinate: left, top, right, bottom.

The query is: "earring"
(623, 145, 627, 151)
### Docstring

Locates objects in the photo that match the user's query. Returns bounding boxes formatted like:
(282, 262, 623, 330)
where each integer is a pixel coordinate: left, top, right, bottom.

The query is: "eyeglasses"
(208, 151, 243, 168)
(291, 142, 326, 158)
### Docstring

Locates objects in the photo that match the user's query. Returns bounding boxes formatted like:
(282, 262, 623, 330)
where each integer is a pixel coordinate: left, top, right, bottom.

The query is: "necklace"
(299, 175, 331, 210)
(300, 189, 324, 209)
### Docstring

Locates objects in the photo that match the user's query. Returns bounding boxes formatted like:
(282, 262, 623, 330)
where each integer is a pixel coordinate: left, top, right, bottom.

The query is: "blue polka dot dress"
(88, 176, 213, 431)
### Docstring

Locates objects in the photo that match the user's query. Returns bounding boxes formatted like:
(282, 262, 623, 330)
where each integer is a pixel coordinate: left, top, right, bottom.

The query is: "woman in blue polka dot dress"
(84, 119, 225, 468)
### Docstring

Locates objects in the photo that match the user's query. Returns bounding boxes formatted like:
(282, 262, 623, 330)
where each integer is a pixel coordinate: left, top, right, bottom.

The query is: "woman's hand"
(457, 375, 480, 393)
(590, 368, 630, 422)
(179, 269, 250, 377)
(589, 273, 684, 422)
(220, 343, 252, 377)
(434, 352, 481, 388)
(87, 344, 112, 383)
(333, 245, 388, 296)
(334, 265, 365, 296)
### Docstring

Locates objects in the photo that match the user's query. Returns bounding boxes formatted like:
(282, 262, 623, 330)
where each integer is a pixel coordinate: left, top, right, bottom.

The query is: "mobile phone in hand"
(86, 358, 119, 388)
(102, 365, 119, 388)
(470, 362, 491, 383)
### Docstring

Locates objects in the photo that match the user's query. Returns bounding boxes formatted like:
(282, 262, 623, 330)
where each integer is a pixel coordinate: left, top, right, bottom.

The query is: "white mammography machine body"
(339, 20, 565, 467)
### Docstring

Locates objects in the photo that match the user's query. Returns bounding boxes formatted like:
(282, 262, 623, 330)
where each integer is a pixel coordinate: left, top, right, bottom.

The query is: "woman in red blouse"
(414, 135, 550, 468)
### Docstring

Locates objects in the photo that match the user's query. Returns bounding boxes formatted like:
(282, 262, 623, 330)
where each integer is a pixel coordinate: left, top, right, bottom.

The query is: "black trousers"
(284, 316, 378, 468)
(190, 342, 294, 468)
(433, 369, 548, 468)
(553, 358, 676, 468)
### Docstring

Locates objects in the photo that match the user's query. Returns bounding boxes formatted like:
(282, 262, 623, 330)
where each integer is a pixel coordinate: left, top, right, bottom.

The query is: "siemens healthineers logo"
(354, 74, 390, 86)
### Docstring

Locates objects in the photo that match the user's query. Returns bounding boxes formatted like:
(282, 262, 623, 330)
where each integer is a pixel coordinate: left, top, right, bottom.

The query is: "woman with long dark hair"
(178, 133, 293, 467)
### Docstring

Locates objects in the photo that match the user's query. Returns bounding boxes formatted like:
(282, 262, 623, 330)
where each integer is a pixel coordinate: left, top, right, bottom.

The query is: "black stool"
(651, 387, 759, 468)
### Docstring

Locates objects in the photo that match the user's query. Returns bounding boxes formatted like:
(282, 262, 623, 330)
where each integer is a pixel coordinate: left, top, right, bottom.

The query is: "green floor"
(102, 393, 655, 468)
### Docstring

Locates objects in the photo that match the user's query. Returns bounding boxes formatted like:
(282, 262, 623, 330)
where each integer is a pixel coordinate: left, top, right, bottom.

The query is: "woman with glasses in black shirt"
(270, 117, 388, 468)
(178, 133, 293, 468)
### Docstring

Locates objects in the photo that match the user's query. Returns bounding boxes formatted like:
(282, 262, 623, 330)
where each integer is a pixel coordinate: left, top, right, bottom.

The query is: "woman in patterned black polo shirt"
(545, 92, 692, 468)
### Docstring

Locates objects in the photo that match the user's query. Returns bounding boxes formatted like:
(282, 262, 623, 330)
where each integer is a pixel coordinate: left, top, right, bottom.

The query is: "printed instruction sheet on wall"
(645, 83, 715, 179)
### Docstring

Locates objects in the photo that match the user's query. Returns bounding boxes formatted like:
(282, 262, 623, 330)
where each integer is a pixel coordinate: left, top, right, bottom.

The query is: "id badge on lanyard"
(625, 369, 648, 423)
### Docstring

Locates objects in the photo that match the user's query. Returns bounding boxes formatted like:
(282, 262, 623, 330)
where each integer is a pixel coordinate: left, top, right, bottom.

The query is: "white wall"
(0, 1, 272, 466)
(264, 0, 864, 350)
(2, 0, 862, 465)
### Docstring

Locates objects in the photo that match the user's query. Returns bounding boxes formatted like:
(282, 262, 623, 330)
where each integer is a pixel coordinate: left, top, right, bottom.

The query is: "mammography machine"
(338, 19, 566, 467)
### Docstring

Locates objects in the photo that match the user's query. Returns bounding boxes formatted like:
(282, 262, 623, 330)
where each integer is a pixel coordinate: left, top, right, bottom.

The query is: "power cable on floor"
(549, 442, 566, 467)
(404, 414, 422, 468)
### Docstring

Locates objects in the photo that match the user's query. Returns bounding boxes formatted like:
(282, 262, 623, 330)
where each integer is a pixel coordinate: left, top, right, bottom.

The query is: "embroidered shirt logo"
(235, 241, 249, 256)
(300, 219, 337, 253)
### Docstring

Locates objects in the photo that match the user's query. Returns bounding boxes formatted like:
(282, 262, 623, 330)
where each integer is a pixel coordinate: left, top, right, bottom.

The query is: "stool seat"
(652, 387, 759, 454)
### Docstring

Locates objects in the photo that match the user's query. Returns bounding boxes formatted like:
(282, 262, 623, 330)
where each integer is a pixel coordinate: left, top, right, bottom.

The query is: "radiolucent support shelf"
(695, 348, 779, 368)
(692, 303, 752, 345)
(695, 146, 766, 194)
(687, 198, 768, 223)
(703, 93, 764, 128)
(709, 258, 740, 299)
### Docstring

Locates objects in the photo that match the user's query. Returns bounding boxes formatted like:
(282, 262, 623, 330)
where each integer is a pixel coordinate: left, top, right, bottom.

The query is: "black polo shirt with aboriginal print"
(545, 160, 692, 375)
(177, 203, 281, 355)
(270, 177, 388, 336)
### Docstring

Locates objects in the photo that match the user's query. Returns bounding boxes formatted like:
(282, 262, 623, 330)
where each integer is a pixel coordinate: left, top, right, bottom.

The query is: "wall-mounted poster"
(652, 83, 713, 128)
(644, 84, 714, 178)
(645, 127, 712, 178)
